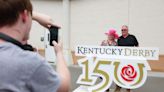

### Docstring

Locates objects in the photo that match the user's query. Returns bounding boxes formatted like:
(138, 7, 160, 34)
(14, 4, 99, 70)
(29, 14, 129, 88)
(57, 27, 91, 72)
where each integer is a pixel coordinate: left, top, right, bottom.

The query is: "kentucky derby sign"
(73, 46, 159, 92)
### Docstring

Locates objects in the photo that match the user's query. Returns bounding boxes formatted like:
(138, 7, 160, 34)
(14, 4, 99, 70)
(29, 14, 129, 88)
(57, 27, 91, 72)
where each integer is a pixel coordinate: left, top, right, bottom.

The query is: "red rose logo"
(121, 65, 137, 82)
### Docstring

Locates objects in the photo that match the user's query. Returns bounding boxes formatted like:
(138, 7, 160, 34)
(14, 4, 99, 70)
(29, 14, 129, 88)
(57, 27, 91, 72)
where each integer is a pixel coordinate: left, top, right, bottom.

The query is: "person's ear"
(20, 10, 29, 23)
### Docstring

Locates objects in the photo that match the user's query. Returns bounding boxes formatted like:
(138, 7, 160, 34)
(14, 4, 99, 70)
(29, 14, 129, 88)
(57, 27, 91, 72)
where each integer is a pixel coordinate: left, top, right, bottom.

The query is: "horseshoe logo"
(113, 62, 124, 85)
(113, 62, 146, 88)
(132, 63, 145, 86)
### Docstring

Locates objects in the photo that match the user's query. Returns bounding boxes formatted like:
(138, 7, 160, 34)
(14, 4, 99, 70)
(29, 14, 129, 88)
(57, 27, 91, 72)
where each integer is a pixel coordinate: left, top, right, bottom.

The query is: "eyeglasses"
(121, 29, 127, 31)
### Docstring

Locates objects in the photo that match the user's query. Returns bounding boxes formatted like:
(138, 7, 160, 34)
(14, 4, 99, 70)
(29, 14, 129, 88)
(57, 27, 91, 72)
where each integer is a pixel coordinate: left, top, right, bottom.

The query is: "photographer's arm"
(32, 12, 70, 91)
(53, 41, 70, 92)
(32, 12, 60, 28)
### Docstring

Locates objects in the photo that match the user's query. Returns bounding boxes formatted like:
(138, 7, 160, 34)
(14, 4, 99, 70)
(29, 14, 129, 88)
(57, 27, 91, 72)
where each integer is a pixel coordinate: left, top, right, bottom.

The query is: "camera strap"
(0, 32, 34, 51)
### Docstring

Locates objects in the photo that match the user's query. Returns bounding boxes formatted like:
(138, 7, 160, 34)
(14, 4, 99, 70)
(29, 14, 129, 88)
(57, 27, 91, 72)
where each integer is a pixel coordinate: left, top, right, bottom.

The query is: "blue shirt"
(0, 42, 60, 92)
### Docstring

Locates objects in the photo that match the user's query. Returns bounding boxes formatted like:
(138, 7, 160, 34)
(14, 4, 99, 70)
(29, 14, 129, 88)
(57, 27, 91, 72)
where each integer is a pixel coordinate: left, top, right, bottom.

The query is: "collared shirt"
(117, 34, 139, 46)
(0, 42, 60, 92)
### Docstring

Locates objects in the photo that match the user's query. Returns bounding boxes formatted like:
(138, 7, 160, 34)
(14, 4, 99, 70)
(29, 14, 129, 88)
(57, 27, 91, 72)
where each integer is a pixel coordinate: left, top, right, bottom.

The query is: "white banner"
(75, 46, 159, 60)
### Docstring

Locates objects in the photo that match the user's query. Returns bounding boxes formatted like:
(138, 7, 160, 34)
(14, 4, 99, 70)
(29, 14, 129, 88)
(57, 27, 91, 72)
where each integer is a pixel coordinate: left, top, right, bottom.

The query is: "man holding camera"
(0, 0, 70, 92)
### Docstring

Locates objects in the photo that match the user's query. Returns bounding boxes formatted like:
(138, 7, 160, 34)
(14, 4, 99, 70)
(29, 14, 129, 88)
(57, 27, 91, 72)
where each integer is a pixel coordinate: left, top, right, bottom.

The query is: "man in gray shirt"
(0, 0, 70, 92)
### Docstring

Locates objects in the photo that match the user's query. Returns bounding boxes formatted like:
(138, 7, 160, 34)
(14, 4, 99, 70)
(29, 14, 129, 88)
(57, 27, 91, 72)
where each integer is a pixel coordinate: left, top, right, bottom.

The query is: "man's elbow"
(57, 80, 70, 92)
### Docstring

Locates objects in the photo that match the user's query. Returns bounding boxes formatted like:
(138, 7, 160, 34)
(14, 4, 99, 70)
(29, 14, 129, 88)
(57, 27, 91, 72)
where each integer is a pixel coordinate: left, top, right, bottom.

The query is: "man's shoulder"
(22, 51, 45, 64)
(0, 43, 48, 81)
(0, 42, 46, 69)
(118, 35, 123, 39)
(16, 49, 48, 72)
(128, 34, 136, 38)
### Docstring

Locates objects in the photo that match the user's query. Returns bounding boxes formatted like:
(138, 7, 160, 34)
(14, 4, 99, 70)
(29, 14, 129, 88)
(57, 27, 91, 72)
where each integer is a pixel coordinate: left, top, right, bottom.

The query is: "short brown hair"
(0, 0, 33, 27)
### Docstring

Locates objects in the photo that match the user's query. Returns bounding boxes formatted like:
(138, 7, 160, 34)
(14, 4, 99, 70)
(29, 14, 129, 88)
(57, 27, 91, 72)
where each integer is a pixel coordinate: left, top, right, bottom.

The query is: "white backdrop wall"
(70, 0, 129, 48)
(30, 0, 164, 54)
(129, 0, 164, 54)
(70, 0, 164, 54)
